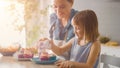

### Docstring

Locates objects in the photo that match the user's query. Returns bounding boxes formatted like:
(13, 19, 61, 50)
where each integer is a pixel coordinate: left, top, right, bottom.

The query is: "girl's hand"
(55, 60, 74, 68)
(55, 60, 65, 65)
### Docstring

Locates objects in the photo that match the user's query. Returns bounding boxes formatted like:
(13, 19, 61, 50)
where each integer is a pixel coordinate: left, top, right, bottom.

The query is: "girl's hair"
(67, 0, 74, 4)
(72, 9, 99, 42)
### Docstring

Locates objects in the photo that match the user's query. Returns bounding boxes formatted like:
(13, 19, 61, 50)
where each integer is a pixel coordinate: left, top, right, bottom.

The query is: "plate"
(31, 57, 58, 64)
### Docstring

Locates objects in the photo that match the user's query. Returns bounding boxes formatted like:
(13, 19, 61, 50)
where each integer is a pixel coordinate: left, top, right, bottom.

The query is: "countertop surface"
(101, 45, 120, 57)
(0, 55, 57, 68)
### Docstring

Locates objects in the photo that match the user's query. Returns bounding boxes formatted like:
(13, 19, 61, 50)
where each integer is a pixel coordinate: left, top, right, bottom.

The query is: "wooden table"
(0, 55, 57, 68)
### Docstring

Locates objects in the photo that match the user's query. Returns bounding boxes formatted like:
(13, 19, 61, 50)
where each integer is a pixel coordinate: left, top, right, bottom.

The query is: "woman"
(49, 0, 78, 60)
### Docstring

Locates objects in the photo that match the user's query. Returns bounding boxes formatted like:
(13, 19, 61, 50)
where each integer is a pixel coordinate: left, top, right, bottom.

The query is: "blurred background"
(0, 0, 51, 47)
(0, 0, 120, 47)
(73, 0, 120, 44)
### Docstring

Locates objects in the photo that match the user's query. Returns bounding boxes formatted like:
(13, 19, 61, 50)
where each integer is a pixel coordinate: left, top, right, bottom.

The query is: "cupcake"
(40, 52, 49, 61)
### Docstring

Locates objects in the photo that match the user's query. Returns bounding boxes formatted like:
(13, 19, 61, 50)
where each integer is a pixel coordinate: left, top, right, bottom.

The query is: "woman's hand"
(37, 38, 51, 49)
(39, 38, 49, 41)
(49, 39, 54, 46)
(55, 60, 74, 68)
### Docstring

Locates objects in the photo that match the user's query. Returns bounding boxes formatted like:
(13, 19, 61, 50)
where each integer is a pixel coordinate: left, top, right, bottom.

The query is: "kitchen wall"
(73, 0, 120, 43)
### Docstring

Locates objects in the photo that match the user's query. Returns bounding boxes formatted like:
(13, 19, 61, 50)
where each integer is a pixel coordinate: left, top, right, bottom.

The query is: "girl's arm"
(50, 38, 74, 55)
(72, 40, 101, 68)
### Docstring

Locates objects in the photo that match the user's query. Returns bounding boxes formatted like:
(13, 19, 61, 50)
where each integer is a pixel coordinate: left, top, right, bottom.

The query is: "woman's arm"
(50, 38, 74, 55)
(71, 41, 101, 68)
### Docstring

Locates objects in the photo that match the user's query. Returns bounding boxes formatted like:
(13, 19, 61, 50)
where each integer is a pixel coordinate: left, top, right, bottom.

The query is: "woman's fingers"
(49, 39, 54, 45)
(39, 38, 48, 41)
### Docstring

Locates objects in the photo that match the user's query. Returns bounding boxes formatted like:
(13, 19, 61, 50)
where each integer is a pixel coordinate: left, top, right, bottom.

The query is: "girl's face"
(53, 0, 72, 19)
(73, 22, 84, 40)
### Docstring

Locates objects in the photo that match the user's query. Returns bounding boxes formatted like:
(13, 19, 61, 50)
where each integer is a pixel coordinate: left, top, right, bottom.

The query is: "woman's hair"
(67, 0, 74, 4)
(72, 9, 99, 42)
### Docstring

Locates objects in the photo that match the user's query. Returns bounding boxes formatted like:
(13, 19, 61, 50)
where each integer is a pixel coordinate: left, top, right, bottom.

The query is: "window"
(0, 0, 51, 48)
(0, 0, 25, 47)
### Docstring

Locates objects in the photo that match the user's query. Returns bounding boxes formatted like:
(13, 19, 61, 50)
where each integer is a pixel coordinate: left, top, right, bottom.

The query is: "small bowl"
(0, 52, 16, 56)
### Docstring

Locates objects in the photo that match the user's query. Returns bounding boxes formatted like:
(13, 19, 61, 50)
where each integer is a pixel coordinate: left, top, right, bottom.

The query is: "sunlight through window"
(0, 0, 26, 47)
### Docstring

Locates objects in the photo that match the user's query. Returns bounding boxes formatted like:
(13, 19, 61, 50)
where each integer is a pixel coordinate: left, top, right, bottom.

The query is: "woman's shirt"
(70, 38, 99, 68)
(49, 9, 78, 42)
(49, 9, 78, 60)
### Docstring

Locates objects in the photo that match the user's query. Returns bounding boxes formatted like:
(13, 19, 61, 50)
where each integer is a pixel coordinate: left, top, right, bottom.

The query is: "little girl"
(49, 9, 100, 68)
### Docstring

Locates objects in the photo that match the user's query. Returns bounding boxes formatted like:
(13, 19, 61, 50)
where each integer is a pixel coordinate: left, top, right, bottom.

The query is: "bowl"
(0, 44, 20, 56)
(0, 51, 16, 56)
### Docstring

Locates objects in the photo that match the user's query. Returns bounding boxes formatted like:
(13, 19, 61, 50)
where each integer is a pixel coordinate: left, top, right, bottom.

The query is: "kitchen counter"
(0, 55, 57, 68)
(100, 45, 120, 68)
(101, 45, 120, 57)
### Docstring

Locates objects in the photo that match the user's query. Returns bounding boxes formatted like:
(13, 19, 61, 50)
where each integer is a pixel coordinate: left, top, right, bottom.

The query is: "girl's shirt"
(70, 38, 99, 68)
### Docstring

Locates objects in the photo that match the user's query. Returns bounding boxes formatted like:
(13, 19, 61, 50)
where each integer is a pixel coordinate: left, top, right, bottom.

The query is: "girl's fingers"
(55, 60, 62, 66)
(55, 62, 61, 66)
(63, 62, 69, 68)
(65, 62, 69, 68)
(55, 60, 67, 68)
(55, 60, 63, 64)
(61, 61, 67, 68)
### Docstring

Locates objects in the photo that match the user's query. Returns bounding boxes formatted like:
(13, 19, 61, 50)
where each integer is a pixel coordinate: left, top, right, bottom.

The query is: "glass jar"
(37, 40, 51, 57)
